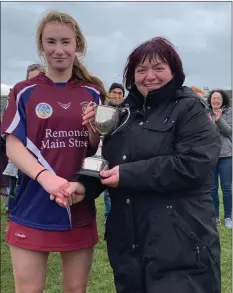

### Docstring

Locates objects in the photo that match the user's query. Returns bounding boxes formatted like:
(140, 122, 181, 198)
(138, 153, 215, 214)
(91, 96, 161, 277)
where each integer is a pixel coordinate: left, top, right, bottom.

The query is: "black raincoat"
(78, 79, 221, 293)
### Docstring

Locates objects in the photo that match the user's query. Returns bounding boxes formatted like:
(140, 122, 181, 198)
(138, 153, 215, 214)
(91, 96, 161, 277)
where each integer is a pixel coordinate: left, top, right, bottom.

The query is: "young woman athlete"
(1, 11, 107, 293)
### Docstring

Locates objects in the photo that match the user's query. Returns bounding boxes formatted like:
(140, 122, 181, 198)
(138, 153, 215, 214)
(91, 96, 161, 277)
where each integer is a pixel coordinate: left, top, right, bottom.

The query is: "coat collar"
(122, 77, 178, 109)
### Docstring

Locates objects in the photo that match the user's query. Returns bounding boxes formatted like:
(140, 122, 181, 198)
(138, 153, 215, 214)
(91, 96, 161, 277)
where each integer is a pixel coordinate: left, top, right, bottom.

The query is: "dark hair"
(207, 90, 231, 109)
(109, 82, 125, 97)
(26, 64, 45, 80)
(123, 37, 185, 91)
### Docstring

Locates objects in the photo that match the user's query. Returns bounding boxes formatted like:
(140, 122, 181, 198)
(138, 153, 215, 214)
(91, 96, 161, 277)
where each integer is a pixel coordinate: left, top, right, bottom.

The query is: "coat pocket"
(145, 205, 210, 277)
(149, 206, 209, 274)
(168, 208, 211, 272)
(142, 119, 175, 132)
(133, 120, 175, 159)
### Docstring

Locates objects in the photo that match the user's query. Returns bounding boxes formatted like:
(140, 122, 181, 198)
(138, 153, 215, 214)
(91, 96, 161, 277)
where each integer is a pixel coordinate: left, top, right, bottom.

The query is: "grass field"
(1, 195, 232, 293)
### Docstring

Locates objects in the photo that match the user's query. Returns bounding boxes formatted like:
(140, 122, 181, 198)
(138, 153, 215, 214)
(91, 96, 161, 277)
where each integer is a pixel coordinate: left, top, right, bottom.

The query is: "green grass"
(1, 195, 232, 293)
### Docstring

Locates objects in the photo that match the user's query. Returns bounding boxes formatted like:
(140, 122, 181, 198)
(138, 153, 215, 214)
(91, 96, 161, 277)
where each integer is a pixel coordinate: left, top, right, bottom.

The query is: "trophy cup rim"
(94, 104, 120, 136)
(97, 104, 120, 111)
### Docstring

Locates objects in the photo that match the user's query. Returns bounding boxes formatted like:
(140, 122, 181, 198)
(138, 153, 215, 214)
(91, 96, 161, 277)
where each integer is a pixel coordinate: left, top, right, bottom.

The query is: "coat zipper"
(171, 217, 204, 267)
(130, 199, 137, 250)
(142, 95, 148, 121)
(171, 216, 200, 242)
(171, 216, 219, 265)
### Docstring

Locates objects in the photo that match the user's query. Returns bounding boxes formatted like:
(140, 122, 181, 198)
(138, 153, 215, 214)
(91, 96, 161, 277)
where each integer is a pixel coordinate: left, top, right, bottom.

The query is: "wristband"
(35, 169, 47, 181)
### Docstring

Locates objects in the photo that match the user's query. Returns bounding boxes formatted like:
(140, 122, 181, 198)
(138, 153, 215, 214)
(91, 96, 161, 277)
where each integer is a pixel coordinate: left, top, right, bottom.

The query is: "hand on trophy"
(78, 103, 130, 178)
(81, 102, 101, 149)
(100, 165, 120, 188)
(82, 104, 96, 127)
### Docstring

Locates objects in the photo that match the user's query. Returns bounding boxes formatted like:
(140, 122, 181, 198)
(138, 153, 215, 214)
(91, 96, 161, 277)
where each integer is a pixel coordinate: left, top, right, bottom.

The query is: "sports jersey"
(1, 72, 102, 231)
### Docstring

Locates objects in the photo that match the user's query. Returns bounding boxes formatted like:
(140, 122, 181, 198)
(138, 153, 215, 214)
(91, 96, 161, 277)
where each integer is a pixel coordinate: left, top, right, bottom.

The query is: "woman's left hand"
(215, 109, 222, 121)
(100, 166, 119, 188)
(82, 105, 96, 131)
(51, 182, 85, 207)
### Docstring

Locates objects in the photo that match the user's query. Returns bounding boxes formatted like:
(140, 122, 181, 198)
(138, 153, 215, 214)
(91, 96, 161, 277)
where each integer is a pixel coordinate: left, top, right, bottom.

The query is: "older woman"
(56, 37, 222, 293)
(207, 90, 232, 228)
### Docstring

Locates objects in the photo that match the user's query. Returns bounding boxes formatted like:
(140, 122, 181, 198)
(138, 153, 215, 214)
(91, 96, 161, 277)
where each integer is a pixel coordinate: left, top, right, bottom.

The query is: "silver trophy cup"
(78, 102, 130, 178)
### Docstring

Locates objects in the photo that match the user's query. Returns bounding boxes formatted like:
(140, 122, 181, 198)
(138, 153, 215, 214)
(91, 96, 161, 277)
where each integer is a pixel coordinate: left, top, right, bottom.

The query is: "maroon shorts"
(6, 219, 98, 252)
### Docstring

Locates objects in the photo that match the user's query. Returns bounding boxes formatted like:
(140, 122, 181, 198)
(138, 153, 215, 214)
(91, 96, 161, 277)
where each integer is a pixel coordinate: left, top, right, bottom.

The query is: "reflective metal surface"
(78, 104, 122, 178)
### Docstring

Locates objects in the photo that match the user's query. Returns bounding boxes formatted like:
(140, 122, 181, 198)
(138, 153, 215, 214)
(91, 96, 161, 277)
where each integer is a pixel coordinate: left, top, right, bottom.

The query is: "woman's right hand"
(37, 171, 70, 206)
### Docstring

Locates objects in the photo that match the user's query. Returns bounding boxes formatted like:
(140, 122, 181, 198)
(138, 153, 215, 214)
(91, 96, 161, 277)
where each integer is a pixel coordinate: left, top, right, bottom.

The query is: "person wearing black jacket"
(53, 37, 222, 293)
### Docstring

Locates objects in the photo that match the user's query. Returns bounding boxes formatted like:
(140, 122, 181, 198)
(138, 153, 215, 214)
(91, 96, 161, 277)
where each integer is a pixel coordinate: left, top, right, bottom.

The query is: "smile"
(144, 84, 161, 88)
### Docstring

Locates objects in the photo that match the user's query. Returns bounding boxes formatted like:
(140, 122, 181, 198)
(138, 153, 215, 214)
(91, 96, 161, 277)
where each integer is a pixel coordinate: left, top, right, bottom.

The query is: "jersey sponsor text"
(41, 128, 89, 149)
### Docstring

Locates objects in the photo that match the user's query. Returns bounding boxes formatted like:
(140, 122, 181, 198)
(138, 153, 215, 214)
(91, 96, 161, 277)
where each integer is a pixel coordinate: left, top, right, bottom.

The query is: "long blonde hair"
(36, 11, 108, 100)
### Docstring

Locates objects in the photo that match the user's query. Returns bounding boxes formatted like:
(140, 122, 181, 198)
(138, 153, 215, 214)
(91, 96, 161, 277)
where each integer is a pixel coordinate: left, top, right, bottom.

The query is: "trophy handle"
(111, 107, 131, 135)
(80, 101, 98, 133)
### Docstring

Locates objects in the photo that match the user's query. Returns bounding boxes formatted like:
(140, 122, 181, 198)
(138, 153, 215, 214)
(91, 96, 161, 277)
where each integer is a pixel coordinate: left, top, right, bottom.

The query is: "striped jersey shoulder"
(11, 76, 45, 102)
(79, 83, 103, 105)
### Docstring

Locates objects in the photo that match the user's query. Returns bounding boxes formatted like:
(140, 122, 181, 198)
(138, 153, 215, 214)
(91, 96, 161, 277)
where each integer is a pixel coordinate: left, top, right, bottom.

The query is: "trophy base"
(78, 169, 101, 178)
(78, 156, 109, 178)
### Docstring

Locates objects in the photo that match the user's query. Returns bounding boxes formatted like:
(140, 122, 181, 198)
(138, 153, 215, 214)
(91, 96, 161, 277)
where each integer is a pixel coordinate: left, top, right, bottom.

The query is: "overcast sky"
(1, 1, 232, 95)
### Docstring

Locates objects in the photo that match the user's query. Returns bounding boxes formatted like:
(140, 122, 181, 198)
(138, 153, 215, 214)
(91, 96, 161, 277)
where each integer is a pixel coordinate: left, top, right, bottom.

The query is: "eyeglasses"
(211, 97, 223, 102)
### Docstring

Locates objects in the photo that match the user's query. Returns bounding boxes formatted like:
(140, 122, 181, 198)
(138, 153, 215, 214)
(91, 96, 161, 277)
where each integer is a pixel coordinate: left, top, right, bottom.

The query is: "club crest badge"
(35, 103, 53, 119)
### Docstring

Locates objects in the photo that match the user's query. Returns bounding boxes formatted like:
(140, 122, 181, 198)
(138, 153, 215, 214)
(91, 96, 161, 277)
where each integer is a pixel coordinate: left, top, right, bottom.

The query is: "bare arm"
(2, 85, 69, 206)
(6, 134, 69, 205)
(6, 134, 46, 179)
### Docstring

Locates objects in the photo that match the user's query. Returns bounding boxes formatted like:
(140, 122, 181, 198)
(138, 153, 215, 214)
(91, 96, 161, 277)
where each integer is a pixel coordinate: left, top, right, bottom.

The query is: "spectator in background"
(191, 86, 210, 110)
(108, 82, 125, 101)
(104, 83, 125, 221)
(0, 136, 8, 197)
(26, 63, 46, 79)
(207, 90, 232, 228)
(3, 63, 45, 221)
(0, 95, 10, 213)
